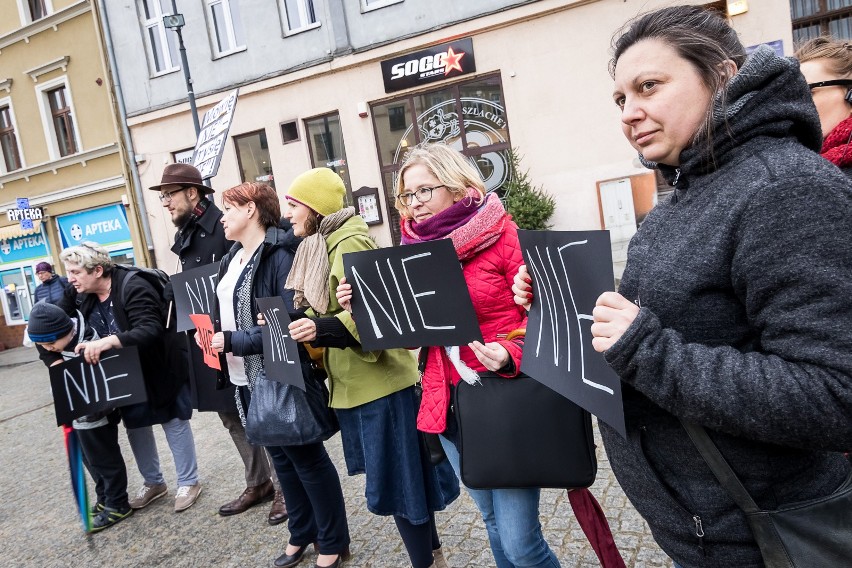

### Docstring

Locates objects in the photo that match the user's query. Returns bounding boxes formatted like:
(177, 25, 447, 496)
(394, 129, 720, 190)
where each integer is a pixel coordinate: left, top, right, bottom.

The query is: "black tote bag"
(454, 372, 597, 489)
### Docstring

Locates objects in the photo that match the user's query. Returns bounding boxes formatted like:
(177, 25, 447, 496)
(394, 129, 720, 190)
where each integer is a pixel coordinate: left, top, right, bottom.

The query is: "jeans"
(266, 443, 350, 554)
(440, 434, 561, 568)
(218, 411, 277, 489)
(78, 411, 129, 509)
(126, 417, 199, 486)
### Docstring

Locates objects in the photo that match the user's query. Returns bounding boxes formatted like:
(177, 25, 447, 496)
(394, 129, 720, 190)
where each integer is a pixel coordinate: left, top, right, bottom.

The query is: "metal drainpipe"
(95, 0, 158, 268)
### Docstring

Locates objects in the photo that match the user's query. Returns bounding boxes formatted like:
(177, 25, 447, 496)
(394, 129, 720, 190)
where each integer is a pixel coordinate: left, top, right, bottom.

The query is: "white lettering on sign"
(85, 219, 122, 236)
(262, 307, 296, 365)
(63, 354, 132, 411)
(390, 50, 458, 80)
(184, 273, 218, 315)
(349, 252, 455, 339)
(11, 235, 45, 251)
(6, 208, 44, 221)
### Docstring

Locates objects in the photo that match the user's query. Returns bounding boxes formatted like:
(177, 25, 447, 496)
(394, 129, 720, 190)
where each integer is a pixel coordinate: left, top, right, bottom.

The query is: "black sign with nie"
(381, 38, 476, 93)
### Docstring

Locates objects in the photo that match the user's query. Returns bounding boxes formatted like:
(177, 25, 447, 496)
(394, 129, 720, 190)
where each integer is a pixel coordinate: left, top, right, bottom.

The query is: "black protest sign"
(171, 263, 220, 332)
(256, 296, 304, 390)
(48, 346, 147, 427)
(518, 230, 626, 438)
(343, 239, 482, 351)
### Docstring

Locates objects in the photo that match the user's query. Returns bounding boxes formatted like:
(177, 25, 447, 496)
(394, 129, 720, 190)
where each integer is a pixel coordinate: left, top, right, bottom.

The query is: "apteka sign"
(381, 38, 475, 93)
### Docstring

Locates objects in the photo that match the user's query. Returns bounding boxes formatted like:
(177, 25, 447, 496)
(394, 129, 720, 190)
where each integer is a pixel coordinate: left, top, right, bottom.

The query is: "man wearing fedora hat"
(149, 163, 286, 524)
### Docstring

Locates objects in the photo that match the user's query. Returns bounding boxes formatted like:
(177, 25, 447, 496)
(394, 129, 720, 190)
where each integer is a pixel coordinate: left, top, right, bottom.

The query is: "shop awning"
(0, 220, 42, 241)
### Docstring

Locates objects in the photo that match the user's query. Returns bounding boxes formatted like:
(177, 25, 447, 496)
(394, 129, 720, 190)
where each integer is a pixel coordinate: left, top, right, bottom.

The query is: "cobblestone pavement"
(0, 346, 669, 567)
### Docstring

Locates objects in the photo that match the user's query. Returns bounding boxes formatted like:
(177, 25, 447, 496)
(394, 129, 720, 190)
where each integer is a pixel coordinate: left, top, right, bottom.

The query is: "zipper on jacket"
(693, 515, 705, 556)
(671, 168, 681, 204)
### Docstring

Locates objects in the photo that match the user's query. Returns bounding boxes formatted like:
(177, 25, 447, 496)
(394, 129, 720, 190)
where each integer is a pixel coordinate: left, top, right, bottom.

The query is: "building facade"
(104, 0, 793, 277)
(0, 0, 152, 345)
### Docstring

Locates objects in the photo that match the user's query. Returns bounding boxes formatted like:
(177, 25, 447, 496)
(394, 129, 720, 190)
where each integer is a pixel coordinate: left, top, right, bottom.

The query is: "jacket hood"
(325, 215, 370, 251)
(650, 45, 823, 183)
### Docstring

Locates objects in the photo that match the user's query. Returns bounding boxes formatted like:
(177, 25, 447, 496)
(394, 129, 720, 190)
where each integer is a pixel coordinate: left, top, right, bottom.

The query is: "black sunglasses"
(807, 79, 852, 90)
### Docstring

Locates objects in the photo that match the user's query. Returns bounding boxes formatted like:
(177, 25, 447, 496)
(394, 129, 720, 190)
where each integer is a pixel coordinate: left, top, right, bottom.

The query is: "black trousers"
(77, 411, 129, 509)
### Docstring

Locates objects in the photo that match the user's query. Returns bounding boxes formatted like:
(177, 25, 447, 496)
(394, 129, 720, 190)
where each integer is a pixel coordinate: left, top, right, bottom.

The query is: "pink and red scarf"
(821, 115, 852, 169)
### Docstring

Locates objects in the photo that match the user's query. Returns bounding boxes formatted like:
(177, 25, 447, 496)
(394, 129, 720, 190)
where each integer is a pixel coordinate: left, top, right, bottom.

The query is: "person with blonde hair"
(796, 36, 852, 176)
(57, 242, 202, 513)
(284, 167, 458, 568)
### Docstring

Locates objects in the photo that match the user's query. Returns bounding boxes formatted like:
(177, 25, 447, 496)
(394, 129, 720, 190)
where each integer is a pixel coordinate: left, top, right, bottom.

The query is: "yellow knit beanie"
(285, 168, 346, 217)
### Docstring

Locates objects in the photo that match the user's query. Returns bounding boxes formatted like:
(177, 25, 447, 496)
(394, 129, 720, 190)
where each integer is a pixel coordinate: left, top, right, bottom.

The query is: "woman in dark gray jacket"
(203, 182, 349, 568)
(515, 6, 852, 568)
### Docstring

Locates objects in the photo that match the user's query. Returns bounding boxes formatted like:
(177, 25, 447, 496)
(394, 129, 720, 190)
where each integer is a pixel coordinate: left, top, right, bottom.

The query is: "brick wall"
(0, 316, 25, 350)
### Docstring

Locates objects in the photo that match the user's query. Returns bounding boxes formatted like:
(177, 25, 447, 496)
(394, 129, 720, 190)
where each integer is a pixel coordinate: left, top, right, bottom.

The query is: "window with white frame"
(36, 78, 81, 160)
(140, 0, 180, 74)
(207, 0, 245, 56)
(280, 0, 318, 34)
(360, 0, 403, 12)
(0, 102, 23, 173)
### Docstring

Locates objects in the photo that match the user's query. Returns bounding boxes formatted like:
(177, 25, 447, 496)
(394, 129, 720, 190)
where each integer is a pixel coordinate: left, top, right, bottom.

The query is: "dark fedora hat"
(149, 163, 214, 194)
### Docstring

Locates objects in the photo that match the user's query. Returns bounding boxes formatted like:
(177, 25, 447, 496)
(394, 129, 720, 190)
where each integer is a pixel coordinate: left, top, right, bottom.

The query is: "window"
(305, 113, 352, 202)
(27, 0, 50, 21)
(370, 74, 511, 243)
(0, 105, 23, 173)
(207, 0, 245, 57)
(791, 0, 852, 42)
(280, 0, 318, 34)
(140, 0, 180, 74)
(234, 130, 275, 187)
(360, 0, 403, 12)
(46, 86, 77, 157)
(280, 120, 299, 144)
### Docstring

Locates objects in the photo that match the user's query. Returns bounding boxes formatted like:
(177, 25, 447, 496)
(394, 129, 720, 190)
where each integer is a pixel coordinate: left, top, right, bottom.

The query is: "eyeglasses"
(807, 79, 852, 91)
(396, 185, 447, 206)
(158, 187, 187, 203)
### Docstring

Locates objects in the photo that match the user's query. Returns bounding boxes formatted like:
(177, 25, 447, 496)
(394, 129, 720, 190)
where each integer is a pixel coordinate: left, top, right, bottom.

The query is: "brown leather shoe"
(268, 490, 289, 526)
(219, 479, 274, 516)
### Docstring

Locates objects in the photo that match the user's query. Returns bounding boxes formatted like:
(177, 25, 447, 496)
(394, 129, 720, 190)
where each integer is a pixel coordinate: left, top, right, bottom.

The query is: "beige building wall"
(127, 0, 794, 268)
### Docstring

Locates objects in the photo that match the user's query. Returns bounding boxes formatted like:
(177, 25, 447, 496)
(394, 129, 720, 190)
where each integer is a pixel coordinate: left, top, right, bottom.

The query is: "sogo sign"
(381, 38, 476, 93)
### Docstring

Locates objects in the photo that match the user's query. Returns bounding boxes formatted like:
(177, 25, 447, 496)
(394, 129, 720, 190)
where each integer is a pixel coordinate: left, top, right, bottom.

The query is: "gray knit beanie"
(28, 302, 73, 342)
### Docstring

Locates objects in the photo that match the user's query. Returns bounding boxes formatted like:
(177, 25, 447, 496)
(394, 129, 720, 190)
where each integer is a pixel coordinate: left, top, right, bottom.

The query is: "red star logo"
(443, 47, 465, 76)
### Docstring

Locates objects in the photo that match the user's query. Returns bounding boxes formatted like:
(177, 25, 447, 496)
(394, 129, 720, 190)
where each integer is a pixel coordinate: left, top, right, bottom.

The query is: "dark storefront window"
(304, 112, 353, 202)
(370, 73, 511, 244)
(234, 129, 275, 188)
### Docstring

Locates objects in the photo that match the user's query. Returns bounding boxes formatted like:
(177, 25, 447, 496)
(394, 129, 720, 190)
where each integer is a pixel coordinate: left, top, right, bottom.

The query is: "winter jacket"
(172, 199, 236, 412)
(171, 200, 233, 270)
(34, 274, 69, 304)
(212, 225, 302, 389)
(417, 222, 527, 434)
(599, 46, 852, 567)
(54, 266, 186, 411)
(312, 215, 418, 409)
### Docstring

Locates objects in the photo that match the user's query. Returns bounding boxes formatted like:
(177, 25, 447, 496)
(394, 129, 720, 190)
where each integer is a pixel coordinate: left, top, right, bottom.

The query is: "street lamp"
(163, 4, 201, 137)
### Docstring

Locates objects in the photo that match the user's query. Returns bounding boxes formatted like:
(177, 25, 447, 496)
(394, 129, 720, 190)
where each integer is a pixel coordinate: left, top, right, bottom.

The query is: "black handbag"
(245, 372, 339, 447)
(682, 420, 852, 568)
(454, 372, 597, 489)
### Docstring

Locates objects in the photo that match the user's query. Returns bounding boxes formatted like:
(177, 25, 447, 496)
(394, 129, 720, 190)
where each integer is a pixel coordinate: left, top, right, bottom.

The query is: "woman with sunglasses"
(796, 37, 852, 177)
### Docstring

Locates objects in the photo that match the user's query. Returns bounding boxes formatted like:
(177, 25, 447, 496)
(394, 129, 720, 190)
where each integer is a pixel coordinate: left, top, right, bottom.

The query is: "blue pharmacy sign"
(0, 231, 49, 264)
(57, 204, 131, 248)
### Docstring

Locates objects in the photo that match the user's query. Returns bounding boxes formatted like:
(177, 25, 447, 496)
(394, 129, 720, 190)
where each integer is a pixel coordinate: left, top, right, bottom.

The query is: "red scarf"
(821, 115, 852, 168)
(400, 192, 510, 260)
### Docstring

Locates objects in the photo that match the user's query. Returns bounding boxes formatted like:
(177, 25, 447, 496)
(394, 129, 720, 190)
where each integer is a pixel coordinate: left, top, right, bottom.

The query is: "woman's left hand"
(74, 336, 119, 365)
(469, 341, 510, 372)
(289, 318, 317, 342)
(210, 332, 225, 353)
(591, 292, 640, 352)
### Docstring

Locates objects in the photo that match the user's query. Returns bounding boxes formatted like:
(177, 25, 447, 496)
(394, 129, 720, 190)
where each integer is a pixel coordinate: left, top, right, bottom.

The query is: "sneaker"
(91, 502, 105, 515)
(89, 506, 133, 533)
(174, 483, 202, 512)
(129, 482, 168, 510)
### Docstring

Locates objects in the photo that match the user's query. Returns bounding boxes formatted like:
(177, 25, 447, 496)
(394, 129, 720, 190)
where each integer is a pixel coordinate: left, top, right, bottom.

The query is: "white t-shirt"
(217, 251, 250, 386)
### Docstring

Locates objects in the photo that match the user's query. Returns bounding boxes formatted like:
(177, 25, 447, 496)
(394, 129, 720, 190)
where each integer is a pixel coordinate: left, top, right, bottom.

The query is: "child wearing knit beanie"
(30, 302, 133, 532)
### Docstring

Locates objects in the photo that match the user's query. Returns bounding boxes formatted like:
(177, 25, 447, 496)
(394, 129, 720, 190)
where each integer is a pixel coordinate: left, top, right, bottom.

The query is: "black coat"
(172, 200, 236, 412)
(55, 267, 186, 413)
(212, 225, 303, 390)
(171, 200, 233, 269)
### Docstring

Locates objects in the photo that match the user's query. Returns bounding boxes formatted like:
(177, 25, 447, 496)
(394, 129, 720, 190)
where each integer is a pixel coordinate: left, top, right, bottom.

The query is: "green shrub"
(500, 149, 555, 230)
